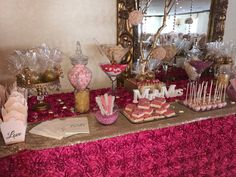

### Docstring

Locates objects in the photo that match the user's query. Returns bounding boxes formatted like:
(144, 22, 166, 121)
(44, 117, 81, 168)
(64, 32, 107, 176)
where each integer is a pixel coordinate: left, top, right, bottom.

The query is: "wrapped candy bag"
(206, 41, 235, 64)
(8, 44, 64, 86)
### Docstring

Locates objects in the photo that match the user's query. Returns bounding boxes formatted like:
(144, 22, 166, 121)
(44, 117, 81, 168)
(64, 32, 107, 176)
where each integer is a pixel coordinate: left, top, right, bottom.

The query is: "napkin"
(30, 119, 65, 140)
(29, 117, 90, 140)
(63, 117, 89, 136)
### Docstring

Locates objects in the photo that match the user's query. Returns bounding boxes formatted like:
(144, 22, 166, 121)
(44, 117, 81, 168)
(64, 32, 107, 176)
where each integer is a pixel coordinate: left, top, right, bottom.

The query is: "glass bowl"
(95, 110, 119, 125)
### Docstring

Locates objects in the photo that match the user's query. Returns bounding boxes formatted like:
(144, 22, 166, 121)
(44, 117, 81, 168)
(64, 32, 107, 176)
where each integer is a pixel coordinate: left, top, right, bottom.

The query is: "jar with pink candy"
(68, 41, 92, 113)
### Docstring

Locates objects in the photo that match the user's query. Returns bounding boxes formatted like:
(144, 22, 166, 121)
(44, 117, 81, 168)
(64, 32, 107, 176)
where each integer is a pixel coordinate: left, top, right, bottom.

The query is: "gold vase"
(74, 89, 90, 113)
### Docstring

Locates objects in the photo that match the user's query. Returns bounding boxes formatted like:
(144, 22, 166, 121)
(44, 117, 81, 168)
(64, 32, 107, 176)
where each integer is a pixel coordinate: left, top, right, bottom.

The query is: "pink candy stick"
(107, 95, 113, 115)
(107, 95, 115, 115)
(95, 97, 106, 115)
(100, 95, 109, 115)
(109, 96, 115, 115)
(96, 94, 116, 116)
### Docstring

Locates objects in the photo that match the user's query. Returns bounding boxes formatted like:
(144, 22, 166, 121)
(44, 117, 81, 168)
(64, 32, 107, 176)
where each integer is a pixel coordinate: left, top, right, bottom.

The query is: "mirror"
(142, 0, 211, 37)
(117, 0, 229, 75)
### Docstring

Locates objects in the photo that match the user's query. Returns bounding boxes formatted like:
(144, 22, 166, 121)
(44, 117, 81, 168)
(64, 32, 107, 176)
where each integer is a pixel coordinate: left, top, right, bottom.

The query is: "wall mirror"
(117, 0, 229, 79)
(141, 0, 211, 38)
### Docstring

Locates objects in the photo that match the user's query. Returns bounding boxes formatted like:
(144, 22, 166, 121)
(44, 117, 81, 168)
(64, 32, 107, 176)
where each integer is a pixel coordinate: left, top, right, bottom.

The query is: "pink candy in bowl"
(100, 64, 127, 77)
(95, 110, 119, 125)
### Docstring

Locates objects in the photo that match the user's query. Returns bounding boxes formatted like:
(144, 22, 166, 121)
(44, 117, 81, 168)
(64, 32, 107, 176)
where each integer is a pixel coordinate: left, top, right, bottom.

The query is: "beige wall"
(1, 0, 236, 91)
(0, 0, 116, 90)
(224, 0, 236, 42)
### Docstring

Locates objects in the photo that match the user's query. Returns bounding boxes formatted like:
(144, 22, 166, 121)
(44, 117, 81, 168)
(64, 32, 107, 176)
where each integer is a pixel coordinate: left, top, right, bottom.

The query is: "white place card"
(63, 117, 89, 136)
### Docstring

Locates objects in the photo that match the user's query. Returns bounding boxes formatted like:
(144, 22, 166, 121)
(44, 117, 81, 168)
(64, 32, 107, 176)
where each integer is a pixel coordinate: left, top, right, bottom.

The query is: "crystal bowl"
(95, 110, 119, 125)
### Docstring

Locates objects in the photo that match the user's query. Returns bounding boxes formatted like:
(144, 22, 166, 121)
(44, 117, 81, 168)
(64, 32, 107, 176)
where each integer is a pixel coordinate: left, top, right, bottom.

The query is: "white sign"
(133, 84, 183, 103)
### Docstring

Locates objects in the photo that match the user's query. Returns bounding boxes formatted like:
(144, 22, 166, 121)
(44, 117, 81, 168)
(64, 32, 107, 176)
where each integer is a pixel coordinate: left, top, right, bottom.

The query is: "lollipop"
(151, 46, 166, 60)
(128, 10, 144, 26)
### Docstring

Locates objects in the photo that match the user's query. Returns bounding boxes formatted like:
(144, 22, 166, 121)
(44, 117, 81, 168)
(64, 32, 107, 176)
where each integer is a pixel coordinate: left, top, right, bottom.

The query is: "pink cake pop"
(193, 105, 201, 111)
(200, 104, 207, 111)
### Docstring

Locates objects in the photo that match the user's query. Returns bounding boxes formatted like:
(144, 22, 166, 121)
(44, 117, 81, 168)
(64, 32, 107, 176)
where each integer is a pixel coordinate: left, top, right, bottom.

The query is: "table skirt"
(0, 114, 235, 177)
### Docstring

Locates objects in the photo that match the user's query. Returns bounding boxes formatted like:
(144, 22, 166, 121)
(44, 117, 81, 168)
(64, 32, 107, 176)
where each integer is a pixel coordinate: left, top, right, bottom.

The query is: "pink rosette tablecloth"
(0, 115, 235, 177)
(27, 87, 133, 123)
(27, 75, 214, 123)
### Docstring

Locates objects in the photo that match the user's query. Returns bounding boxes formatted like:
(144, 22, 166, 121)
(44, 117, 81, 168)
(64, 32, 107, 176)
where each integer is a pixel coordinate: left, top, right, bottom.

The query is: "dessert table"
(0, 82, 236, 176)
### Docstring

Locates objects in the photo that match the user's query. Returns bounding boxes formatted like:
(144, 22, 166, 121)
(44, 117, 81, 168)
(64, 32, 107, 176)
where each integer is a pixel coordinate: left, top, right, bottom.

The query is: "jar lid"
(70, 41, 88, 65)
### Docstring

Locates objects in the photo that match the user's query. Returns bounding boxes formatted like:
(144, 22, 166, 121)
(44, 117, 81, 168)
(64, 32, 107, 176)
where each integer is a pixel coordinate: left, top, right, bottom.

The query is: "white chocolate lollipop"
(208, 80, 213, 104)
(184, 83, 189, 105)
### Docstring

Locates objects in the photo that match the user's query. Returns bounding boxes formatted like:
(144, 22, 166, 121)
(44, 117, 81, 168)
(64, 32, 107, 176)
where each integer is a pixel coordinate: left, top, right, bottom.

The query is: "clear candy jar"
(68, 41, 92, 113)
